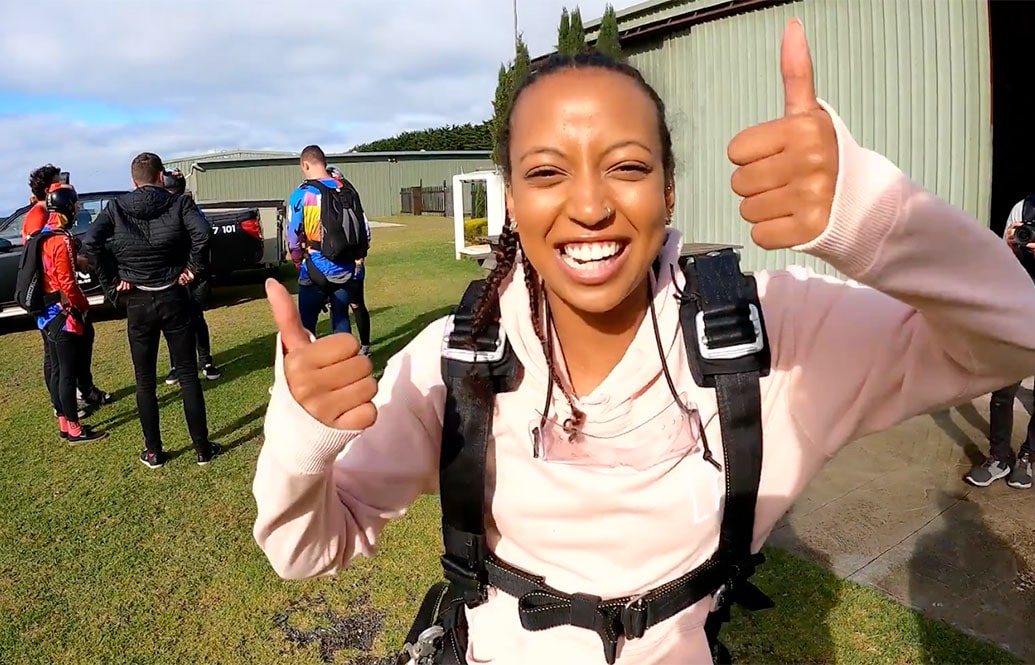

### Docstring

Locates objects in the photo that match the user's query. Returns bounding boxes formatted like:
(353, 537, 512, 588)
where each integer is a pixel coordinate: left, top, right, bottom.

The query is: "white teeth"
(562, 241, 620, 262)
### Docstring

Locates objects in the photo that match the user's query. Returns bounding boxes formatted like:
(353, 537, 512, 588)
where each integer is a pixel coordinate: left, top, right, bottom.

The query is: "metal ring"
(604, 206, 613, 218)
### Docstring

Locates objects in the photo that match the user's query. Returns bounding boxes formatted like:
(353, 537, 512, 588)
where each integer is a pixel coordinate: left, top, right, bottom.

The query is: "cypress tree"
(569, 7, 587, 54)
(490, 63, 514, 166)
(595, 4, 622, 60)
(557, 8, 572, 54)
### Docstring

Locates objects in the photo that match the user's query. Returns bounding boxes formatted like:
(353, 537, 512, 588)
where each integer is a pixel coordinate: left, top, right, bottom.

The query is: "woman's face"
(506, 67, 673, 316)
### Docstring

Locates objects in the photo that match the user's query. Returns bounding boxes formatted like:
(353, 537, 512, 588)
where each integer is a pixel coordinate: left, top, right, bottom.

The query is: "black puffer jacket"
(84, 186, 210, 289)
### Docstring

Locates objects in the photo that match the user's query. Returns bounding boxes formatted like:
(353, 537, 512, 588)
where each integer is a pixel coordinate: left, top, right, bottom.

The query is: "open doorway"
(988, 0, 1035, 235)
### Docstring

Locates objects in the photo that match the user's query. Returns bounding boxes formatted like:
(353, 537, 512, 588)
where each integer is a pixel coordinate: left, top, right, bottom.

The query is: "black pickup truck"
(0, 191, 265, 319)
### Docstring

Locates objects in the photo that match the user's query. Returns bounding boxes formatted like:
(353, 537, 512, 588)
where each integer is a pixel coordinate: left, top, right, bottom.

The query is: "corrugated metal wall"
(178, 157, 493, 218)
(627, 0, 992, 276)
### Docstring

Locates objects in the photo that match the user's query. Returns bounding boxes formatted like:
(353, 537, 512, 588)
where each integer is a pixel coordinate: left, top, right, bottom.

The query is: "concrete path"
(769, 379, 1034, 661)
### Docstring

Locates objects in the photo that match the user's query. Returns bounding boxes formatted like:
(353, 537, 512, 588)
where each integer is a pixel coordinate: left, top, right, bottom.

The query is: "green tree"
(557, 8, 571, 54)
(351, 121, 492, 152)
(595, 3, 622, 60)
(568, 7, 587, 54)
(490, 62, 514, 165)
(512, 33, 531, 89)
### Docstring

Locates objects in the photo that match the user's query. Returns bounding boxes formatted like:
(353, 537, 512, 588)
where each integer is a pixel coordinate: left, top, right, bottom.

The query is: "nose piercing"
(604, 206, 613, 218)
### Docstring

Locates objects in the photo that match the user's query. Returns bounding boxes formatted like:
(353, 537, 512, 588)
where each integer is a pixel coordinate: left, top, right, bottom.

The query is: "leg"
(191, 278, 214, 368)
(41, 329, 53, 399)
(296, 282, 325, 337)
(45, 334, 63, 417)
(345, 277, 370, 349)
(125, 294, 164, 455)
(159, 287, 211, 453)
(328, 284, 352, 336)
(52, 329, 106, 442)
(76, 317, 95, 395)
(988, 382, 1021, 462)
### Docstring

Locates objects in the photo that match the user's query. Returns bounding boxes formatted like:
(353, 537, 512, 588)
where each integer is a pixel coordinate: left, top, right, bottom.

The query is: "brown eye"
(611, 163, 652, 178)
(526, 168, 563, 181)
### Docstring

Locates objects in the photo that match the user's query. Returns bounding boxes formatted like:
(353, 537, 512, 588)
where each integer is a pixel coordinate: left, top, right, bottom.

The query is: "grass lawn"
(0, 216, 1017, 665)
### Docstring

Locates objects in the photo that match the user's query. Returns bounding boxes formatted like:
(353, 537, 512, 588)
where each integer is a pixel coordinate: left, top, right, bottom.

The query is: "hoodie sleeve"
(252, 317, 447, 580)
(762, 101, 1035, 456)
(181, 198, 210, 275)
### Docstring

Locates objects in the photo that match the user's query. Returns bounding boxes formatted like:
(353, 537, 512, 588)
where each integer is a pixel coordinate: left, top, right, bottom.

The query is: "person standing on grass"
(964, 196, 1035, 490)
(285, 145, 368, 343)
(82, 152, 221, 470)
(160, 168, 222, 384)
(327, 165, 373, 356)
(25, 164, 112, 418)
(252, 23, 1035, 665)
(37, 184, 107, 444)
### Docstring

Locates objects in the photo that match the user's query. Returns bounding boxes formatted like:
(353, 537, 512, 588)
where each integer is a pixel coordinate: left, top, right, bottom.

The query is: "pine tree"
(513, 33, 531, 89)
(557, 8, 572, 54)
(595, 4, 622, 60)
(490, 62, 514, 166)
(569, 7, 587, 54)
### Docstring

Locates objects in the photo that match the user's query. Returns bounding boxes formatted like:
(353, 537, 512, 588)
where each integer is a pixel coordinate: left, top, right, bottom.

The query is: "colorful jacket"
(252, 102, 1035, 664)
(38, 219, 89, 334)
(287, 178, 371, 283)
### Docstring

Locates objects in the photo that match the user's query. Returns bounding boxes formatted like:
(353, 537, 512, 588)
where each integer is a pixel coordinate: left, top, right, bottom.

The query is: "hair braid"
(471, 221, 520, 336)
(522, 253, 585, 442)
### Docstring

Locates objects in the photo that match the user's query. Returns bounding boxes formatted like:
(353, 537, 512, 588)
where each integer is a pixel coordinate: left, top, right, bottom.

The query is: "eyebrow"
(519, 139, 654, 162)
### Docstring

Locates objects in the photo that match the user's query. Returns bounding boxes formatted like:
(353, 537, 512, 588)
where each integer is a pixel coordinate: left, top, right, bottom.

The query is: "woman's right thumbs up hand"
(266, 279, 378, 431)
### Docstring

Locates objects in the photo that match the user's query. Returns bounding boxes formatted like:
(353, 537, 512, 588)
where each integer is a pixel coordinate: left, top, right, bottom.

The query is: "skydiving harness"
(397, 248, 774, 665)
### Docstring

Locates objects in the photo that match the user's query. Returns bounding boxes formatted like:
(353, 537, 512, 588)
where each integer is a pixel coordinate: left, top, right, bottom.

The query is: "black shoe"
(165, 369, 179, 386)
(197, 442, 222, 466)
(139, 449, 166, 469)
(67, 425, 109, 445)
(202, 364, 222, 380)
(82, 386, 113, 406)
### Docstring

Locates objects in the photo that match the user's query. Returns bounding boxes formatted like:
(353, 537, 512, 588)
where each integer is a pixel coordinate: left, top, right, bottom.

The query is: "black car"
(0, 191, 264, 319)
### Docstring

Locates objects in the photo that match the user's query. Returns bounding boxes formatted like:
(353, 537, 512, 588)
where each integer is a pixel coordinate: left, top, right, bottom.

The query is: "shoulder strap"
(1023, 194, 1035, 223)
(677, 248, 774, 628)
(438, 279, 519, 607)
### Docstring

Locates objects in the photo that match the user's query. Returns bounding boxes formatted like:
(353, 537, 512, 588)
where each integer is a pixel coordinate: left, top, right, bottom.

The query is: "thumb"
(781, 18, 819, 116)
(266, 278, 310, 352)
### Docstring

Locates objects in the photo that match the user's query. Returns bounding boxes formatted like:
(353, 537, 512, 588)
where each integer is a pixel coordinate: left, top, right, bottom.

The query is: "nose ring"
(604, 206, 613, 218)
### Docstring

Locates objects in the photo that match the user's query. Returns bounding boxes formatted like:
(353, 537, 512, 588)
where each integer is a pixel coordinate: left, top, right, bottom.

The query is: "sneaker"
(139, 449, 166, 469)
(67, 425, 109, 445)
(202, 364, 222, 380)
(1007, 453, 1033, 489)
(82, 386, 112, 406)
(196, 442, 222, 466)
(964, 457, 1012, 487)
(165, 369, 178, 385)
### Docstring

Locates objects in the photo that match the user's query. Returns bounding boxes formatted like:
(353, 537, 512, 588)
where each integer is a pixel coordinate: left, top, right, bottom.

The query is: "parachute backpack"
(301, 176, 368, 265)
(15, 228, 67, 316)
(397, 247, 773, 665)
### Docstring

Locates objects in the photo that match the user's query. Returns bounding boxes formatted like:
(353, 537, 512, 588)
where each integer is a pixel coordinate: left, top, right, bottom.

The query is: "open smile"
(554, 239, 631, 285)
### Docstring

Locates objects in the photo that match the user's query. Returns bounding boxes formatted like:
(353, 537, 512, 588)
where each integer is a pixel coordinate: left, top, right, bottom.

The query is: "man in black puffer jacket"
(83, 152, 221, 470)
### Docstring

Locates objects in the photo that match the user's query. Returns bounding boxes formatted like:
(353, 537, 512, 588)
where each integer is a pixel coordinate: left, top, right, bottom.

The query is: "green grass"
(0, 216, 1017, 665)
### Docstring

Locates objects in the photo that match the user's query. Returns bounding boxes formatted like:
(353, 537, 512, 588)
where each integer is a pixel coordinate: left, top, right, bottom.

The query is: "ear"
(664, 180, 675, 223)
(504, 182, 515, 223)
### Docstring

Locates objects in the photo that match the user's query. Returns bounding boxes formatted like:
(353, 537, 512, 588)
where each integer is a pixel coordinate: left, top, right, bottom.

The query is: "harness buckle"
(403, 625, 445, 665)
(441, 313, 507, 364)
(620, 593, 648, 640)
(694, 303, 764, 361)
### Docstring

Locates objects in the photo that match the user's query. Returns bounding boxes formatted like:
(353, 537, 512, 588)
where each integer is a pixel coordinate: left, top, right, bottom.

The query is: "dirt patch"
(272, 592, 395, 664)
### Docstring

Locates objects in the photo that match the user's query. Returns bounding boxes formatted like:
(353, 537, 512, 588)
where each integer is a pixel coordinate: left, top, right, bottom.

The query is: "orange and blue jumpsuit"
(38, 219, 90, 425)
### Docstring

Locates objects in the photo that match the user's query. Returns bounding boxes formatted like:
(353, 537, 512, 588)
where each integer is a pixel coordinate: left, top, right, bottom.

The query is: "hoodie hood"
(116, 185, 177, 220)
(498, 228, 688, 428)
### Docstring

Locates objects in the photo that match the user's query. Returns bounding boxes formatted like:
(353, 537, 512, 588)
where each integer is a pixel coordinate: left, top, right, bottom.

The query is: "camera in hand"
(1014, 220, 1035, 246)
(59, 171, 70, 185)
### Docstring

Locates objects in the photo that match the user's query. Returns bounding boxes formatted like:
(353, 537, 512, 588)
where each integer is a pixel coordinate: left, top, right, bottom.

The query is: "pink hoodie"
(252, 103, 1035, 664)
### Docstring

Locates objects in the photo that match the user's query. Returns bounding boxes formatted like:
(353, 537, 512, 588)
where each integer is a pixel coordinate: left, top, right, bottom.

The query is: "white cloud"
(0, 0, 624, 215)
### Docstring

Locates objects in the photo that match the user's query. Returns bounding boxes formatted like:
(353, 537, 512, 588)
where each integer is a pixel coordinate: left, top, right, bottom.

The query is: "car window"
(0, 211, 28, 244)
(75, 200, 108, 233)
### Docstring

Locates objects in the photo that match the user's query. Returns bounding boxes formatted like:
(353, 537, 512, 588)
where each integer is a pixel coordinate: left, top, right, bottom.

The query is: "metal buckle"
(620, 593, 648, 640)
(694, 304, 764, 361)
(403, 625, 445, 665)
(440, 313, 507, 364)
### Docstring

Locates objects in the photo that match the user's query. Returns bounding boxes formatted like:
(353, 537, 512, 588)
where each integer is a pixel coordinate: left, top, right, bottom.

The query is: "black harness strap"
(439, 280, 519, 608)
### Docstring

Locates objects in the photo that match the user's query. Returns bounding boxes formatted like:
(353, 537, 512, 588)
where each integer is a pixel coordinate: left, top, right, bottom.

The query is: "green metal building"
(575, 0, 1030, 276)
(164, 149, 493, 218)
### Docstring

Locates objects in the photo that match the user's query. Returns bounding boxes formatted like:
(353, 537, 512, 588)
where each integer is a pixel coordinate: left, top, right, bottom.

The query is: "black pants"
(46, 325, 81, 423)
(125, 286, 209, 454)
(168, 277, 212, 368)
(989, 380, 1035, 462)
(344, 276, 370, 346)
(41, 318, 95, 396)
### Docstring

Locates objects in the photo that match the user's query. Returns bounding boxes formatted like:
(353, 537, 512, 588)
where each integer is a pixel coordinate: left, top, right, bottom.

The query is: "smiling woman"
(252, 20, 1035, 665)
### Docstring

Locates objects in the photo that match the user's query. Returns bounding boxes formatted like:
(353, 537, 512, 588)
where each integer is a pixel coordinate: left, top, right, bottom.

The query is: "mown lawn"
(0, 216, 1016, 664)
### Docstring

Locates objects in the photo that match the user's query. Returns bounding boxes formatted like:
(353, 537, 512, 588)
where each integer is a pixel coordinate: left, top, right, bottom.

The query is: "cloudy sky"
(0, 0, 630, 216)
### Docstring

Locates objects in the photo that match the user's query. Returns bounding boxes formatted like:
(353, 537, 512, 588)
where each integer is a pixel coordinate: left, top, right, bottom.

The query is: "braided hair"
(472, 51, 677, 441)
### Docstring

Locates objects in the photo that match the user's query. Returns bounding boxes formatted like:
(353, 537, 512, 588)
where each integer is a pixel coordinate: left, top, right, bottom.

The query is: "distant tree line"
(351, 4, 622, 161)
